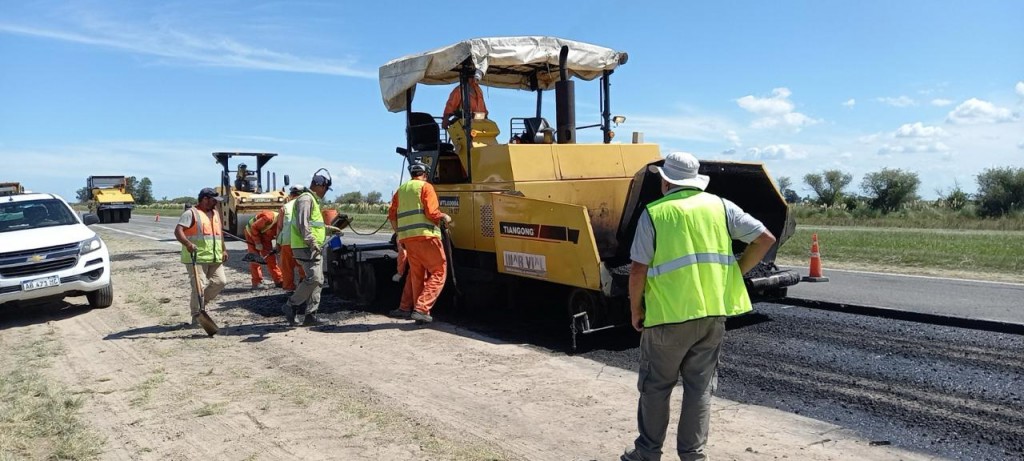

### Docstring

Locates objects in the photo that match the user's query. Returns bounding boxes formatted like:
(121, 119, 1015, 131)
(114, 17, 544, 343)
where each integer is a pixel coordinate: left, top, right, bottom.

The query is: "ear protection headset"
(312, 167, 333, 189)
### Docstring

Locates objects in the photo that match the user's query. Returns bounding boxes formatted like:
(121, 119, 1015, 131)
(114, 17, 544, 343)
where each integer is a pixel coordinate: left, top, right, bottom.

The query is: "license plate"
(22, 275, 61, 291)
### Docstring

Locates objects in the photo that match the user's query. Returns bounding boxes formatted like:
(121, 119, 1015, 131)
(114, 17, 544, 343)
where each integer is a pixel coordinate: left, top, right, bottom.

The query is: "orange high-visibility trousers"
(279, 245, 306, 291)
(403, 237, 447, 314)
(247, 234, 282, 286)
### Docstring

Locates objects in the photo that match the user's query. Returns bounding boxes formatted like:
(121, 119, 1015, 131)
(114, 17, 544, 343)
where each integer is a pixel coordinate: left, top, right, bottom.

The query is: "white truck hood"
(0, 224, 96, 253)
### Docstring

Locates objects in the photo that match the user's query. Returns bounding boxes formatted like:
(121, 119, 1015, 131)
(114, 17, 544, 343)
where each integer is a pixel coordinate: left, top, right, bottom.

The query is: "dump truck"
(87, 176, 135, 223)
(327, 37, 801, 341)
(213, 152, 288, 236)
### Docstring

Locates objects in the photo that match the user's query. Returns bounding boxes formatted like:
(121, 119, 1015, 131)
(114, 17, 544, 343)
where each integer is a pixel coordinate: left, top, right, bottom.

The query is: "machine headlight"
(80, 235, 103, 255)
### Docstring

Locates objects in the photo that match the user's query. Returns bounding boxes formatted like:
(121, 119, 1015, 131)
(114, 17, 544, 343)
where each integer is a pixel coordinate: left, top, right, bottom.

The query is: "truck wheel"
(87, 282, 114, 309)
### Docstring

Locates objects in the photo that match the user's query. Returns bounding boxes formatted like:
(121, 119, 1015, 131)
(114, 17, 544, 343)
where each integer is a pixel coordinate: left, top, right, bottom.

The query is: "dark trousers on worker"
(631, 317, 725, 461)
(287, 248, 323, 316)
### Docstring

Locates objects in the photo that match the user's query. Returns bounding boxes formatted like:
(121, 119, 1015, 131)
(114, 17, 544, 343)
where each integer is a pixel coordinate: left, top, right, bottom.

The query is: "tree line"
(777, 166, 1024, 217)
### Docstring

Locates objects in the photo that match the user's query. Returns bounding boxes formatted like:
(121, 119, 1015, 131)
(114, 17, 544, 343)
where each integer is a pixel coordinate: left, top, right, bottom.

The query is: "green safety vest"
(395, 179, 441, 241)
(277, 200, 296, 246)
(643, 189, 751, 327)
(180, 208, 224, 264)
(289, 192, 325, 249)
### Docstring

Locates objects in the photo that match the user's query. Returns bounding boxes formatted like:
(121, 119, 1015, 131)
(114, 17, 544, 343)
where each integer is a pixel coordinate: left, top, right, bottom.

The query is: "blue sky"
(2, 1, 1022, 202)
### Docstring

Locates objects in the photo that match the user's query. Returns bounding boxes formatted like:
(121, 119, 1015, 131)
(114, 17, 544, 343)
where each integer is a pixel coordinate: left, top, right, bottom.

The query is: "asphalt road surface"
(785, 265, 1024, 325)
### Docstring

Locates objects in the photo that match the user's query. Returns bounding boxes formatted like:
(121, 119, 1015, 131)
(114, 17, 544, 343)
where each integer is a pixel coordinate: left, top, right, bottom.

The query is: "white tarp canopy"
(379, 36, 628, 112)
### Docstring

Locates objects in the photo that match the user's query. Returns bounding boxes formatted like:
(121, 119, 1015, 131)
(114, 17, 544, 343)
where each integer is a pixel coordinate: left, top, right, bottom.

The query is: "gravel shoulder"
(1, 229, 942, 460)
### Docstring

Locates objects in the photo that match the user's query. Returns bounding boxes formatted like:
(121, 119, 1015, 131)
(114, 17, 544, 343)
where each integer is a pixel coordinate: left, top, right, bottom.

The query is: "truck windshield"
(0, 199, 80, 233)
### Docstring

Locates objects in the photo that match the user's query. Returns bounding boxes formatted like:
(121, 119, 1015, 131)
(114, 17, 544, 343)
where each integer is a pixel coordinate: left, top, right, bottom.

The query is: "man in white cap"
(621, 152, 776, 461)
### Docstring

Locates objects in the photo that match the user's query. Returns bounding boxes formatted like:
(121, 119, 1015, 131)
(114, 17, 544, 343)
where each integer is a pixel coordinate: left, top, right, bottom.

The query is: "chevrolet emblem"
(29, 254, 46, 262)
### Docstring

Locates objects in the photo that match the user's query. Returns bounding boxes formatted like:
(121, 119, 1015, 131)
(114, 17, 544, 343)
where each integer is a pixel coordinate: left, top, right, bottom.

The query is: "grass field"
(777, 226, 1024, 280)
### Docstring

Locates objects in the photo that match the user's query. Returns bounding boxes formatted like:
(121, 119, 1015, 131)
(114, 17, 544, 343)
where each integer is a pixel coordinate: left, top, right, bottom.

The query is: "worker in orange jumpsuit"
(387, 162, 451, 323)
(391, 242, 416, 314)
(441, 76, 488, 129)
(244, 210, 283, 289)
(276, 187, 306, 293)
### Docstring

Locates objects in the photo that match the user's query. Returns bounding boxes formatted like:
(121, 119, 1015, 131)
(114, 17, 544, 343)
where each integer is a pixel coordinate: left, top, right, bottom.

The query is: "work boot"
(281, 303, 296, 326)
(387, 308, 412, 320)
(619, 449, 646, 461)
(302, 314, 322, 327)
(411, 311, 433, 324)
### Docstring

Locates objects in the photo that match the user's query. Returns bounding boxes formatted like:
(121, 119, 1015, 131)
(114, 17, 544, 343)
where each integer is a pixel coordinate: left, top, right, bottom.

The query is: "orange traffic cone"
(155, 213, 160, 222)
(802, 233, 829, 282)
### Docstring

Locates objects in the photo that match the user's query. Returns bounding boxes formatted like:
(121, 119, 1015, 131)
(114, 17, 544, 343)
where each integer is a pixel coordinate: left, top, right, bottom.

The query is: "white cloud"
(842, 99, 856, 107)
(0, 22, 375, 78)
(628, 114, 738, 143)
(736, 88, 819, 131)
(858, 133, 883, 144)
(737, 88, 794, 115)
(1018, 140, 1024, 149)
(931, 99, 954, 107)
(877, 142, 951, 156)
(877, 96, 916, 107)
(945, 98, 1016, 124)
(1017, 81, 1024, 98)
(721, 148, 737, 155)
(725, 130, 741, 146)
(894, 122, 949, 138)
(745, 144, 807, 160)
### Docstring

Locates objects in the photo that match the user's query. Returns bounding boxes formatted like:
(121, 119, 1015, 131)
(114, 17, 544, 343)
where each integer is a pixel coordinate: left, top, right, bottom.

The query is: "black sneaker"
(302, 314, 322, 327)
(387, 308, 412, 319)
(281, 303, 296, 326)
(410, 311, 433, 324)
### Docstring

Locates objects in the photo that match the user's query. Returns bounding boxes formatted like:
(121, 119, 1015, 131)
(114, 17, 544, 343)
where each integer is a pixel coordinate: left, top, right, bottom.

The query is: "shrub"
(975, 167, 1024, 217)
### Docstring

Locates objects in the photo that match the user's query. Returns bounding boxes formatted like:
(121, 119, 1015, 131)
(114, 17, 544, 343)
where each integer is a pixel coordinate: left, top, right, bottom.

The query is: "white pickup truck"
(0, 184, 113, 309)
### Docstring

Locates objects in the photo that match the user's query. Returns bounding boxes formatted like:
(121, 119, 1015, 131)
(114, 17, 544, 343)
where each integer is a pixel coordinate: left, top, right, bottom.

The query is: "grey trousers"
(632, 316, 726, 461)
(185, 263, 226, 318)
(287, 248, 324, 315)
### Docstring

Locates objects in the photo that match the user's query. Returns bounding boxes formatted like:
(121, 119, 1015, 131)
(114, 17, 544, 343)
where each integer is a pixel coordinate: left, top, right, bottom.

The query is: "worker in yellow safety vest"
(281, 173, 331, 327)
(620, 152, 776, 461)
(386, 162, 451, 324)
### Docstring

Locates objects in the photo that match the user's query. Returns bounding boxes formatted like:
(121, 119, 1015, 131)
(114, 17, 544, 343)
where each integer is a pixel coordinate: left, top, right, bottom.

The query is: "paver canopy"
(379, 36, 628, 112)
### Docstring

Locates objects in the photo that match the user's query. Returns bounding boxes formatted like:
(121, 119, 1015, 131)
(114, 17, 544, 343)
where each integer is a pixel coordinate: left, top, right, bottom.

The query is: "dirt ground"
(1, 230, 945, 461)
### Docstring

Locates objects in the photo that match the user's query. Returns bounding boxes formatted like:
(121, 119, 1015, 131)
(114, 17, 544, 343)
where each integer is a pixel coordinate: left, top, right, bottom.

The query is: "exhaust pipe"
(555, 46, 576, 144)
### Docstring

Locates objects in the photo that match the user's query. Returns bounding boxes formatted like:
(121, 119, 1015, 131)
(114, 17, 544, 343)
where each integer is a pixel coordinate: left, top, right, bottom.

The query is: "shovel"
(189, 250, 220, 337)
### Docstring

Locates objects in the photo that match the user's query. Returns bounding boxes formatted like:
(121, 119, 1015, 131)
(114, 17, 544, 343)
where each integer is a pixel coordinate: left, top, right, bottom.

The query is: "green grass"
(0, 336, 105, 460)
(778, 226, 1024, 277)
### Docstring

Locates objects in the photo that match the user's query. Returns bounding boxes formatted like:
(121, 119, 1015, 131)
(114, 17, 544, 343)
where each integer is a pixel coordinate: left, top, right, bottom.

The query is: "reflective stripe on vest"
(643, 189, 751, 327)
(180, 208, 224, 264)
(247, 211, 278, 235)
(395, 179, 440, 240)
(289, 192, 325, 249)
(277, 200, 296, 246)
